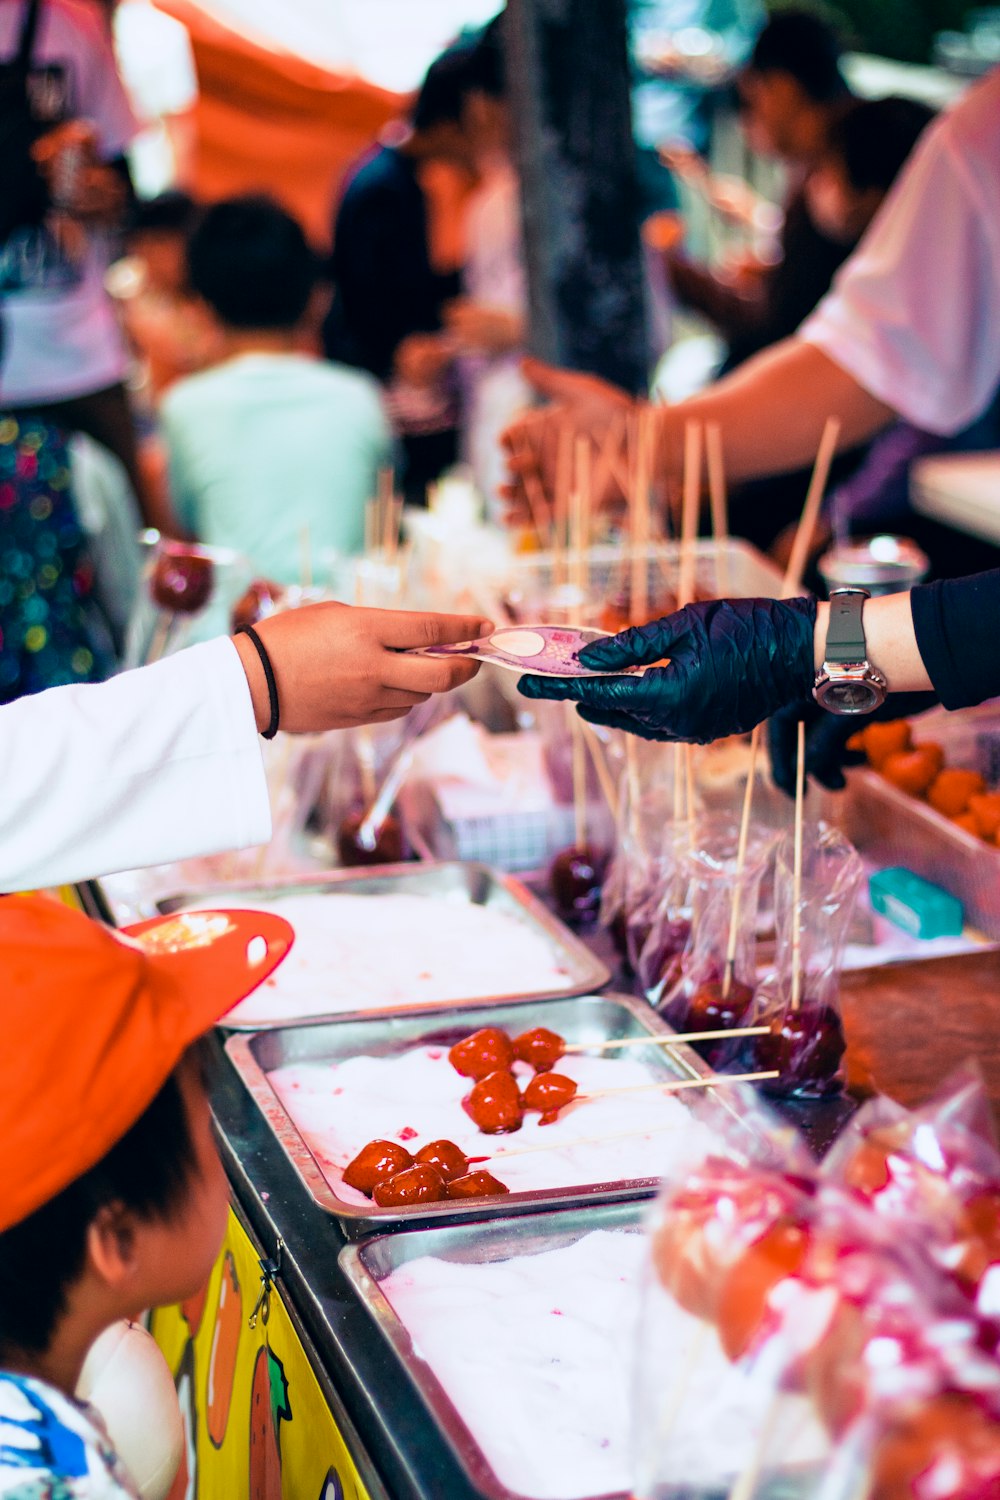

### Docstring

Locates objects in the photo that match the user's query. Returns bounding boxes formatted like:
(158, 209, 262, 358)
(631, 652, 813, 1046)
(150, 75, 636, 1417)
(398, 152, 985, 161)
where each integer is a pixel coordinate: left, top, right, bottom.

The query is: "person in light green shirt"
(160, 196, 392, 589)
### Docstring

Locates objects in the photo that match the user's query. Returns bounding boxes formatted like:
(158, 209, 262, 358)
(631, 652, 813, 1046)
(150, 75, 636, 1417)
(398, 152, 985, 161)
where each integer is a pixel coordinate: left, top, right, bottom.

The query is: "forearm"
(655, 339, 897, 483)
(813, 593, 932, 694)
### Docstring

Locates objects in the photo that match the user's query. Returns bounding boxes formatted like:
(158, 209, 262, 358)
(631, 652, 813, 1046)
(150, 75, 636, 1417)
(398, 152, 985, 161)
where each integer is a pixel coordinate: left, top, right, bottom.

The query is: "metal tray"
(162, 862, 609, 1027)
(340, 1201, 646, 1500)
(226, 993, 741, 1232)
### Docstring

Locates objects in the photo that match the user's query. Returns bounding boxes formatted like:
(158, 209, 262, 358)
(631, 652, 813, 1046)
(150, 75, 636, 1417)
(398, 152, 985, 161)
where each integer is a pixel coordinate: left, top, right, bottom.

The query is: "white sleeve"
(800, 102, 1000, 436)
(0, 638, 271, 892)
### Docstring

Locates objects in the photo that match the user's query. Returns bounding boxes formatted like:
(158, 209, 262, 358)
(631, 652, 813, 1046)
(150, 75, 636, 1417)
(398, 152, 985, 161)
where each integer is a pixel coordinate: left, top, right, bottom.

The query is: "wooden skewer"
(791, 718, 806, 1011)
(583, 1069, 779, 1102)
(580, 720, 620, 823)
(515, 430, 552, 549)
(468, 1121, 686, 1163)
(561, 1025, 770, 1053)
(300, 524, 313, 590)
(678, 419, 702, 609)
(630, 409, 653, 625)
(722, 726, 761, 1000)
(684, 743, 696, 841)
(705, 422, 730, 597)
(553, 421, 574, 595)
(782, 416, 841, 597)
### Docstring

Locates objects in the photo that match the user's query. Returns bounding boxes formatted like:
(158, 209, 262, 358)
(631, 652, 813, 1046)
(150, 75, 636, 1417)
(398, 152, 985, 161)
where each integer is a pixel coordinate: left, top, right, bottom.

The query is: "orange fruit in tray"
(952, 812, 981, 837)
(880, 745, 944, 797)
(926, 767, 986, 818)
(969, 791, 1000, 839)
(858, 719, 913, 769)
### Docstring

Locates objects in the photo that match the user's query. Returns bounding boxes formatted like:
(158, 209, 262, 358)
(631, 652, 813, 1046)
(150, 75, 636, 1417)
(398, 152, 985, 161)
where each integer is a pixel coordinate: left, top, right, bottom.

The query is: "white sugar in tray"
(183, 890, 574, 1024)
(268, 1048, 715, 1203)
(380, 1230, 828, 1500)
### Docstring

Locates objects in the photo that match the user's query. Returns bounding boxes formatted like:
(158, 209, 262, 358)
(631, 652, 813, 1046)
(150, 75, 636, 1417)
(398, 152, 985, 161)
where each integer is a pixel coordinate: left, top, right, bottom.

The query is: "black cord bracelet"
(236, 624, 280, 739)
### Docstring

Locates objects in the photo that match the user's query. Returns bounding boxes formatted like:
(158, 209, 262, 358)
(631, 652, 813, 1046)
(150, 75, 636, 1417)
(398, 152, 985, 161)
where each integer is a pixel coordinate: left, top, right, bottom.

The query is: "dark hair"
(0, 1046, 207, 1358)
(412, 18, 505, 133)
(128, 189, 199, 238)
(827, 95, 934, 194)
(748, 10, 848, 103)
(186, 195, 320, 330)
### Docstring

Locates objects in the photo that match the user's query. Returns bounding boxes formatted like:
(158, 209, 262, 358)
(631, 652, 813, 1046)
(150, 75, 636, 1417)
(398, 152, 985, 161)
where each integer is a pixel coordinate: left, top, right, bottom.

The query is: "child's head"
(186, 195, 321, 335)
(805, 95, 935, 244)
(0, 898, 293, 1384)
(127, 190, 199, 297)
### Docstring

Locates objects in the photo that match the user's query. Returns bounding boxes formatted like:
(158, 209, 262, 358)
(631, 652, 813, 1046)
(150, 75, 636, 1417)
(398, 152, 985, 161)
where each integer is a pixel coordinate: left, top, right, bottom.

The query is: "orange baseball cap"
(0, 894, 295, 1233)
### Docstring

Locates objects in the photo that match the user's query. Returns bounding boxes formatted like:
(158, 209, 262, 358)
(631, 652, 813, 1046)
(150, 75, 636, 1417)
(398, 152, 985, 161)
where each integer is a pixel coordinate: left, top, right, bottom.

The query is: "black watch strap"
(824, 588, 870, 665)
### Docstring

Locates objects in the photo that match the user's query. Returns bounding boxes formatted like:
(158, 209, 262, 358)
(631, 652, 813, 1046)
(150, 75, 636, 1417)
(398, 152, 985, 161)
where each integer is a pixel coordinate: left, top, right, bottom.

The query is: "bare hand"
(233, 603, 492, 734)
(443, 299, 523, 355)
(394, 333, 456, 388)
(500, 356, 636, 527)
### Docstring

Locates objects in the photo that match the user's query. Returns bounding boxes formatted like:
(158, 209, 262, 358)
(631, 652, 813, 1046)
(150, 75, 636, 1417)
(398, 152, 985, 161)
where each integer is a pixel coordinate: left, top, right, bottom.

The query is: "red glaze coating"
(372, 1163, 448, 1206)
(870, 1393, 1000, 1500)
(342, 1140, 414, 1196)
(151, 545, 214, 613)
(449, 1027, 516, 1081)
(512, 1026, 565, 1072)
(955, 1189, 1000, 1291)
(549, 845, 606, 925)
(686, 979, 755, 1033)
(522, 1072, 578, 1123)
(642, 918, 691, 999)
(462, 1071, 524, 1134)
(336, 809, 404, 868)
(755, 1001, 846, 1098)
(414, 1139, 469, 1182)
(447, 1171, 510, 1199)
(716, 1218, 810, 1361)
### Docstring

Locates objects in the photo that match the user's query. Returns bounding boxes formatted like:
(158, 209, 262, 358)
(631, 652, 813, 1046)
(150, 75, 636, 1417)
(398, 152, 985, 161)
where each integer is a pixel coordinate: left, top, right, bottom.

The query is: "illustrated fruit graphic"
(206, 1251, 242, 1448)
(249, 1344, 291, 1500)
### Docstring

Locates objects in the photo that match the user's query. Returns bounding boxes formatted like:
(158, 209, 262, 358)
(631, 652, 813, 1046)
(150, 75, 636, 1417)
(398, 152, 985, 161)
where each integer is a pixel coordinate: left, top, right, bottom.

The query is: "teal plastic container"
(869, 866, 964, 939)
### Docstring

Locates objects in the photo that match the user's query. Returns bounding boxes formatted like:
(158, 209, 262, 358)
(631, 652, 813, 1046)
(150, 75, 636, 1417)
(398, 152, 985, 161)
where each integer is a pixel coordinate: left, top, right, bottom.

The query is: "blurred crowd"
(0, 0, 995, 706)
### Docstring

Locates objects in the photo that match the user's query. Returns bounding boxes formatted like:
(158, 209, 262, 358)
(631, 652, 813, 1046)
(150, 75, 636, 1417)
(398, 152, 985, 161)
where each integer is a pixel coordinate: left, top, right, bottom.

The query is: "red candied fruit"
(342, 1140, 414, 1196)
(522, 1072, 578, 1124)
(336, 809, 404, 868)
(372, 1163, 448, 1207)
(414, 1139, 469, 1182)
(870, 1392, 1000, 1500)
(447, 1171, 510, 1199)
(716, 1219, 811, 1361)
(754, 1002, 846, 1098)
(151, 546, 214, 614)
(463, 1071, 524, 1134)
(449, 1027, 515, 1081)
(512, 1026, 565, 1072)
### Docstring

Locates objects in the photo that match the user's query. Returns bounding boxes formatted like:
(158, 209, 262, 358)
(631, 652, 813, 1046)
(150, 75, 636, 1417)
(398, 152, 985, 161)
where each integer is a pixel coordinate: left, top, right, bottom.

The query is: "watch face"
(815, 678, 884, 714)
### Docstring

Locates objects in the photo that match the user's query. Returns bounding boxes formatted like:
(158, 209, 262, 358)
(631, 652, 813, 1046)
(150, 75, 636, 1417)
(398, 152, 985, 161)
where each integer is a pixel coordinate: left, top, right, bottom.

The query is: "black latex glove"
(518, 597, 817, 744)
(768, 691, 941, 796)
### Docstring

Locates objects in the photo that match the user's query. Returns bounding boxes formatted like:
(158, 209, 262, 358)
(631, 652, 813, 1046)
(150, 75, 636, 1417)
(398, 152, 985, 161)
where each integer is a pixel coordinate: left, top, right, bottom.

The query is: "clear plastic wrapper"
(750, 823, 863, 1099)
(632, 1097, 827, 1499)
(598, 745, 685, 969)
(654, 816, 774, 1067)
(822, 1065, 1000, 1317)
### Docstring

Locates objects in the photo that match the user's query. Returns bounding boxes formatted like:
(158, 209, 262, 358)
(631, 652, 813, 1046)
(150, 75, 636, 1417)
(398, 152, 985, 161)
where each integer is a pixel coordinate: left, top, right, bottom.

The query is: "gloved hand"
(768, 691, 940, 795)
(518, 596, 817, 743)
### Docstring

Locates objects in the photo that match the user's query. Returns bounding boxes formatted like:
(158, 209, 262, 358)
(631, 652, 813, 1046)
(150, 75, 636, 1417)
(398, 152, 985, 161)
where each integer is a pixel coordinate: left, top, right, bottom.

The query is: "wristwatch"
(813, 587, 888, 715)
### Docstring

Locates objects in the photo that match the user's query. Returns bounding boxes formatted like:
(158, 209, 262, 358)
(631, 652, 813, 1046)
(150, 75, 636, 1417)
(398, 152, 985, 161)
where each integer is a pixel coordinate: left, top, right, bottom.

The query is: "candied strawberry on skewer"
(342, 1140, 414, 1196)
(449, 1027, 516, 1081)
(463, 1071, 524, 1134)
(522, 1072, 579, 1125)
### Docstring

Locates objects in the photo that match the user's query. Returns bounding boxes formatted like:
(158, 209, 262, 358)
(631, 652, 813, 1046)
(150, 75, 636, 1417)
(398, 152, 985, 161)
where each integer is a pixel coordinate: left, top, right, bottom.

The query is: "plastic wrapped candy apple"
(656, 816, 773, 1068)
(549, 843, 608, 926)
(822, 1070, 1000, 1309)
(151, 540, 215, 614)
(230, 577, 281, 631)
(335, 808, 405, 868)
(868, 1391, 1000, 1500)
(753, 823, 862, 1099)
(651, 1154, 813, 1323)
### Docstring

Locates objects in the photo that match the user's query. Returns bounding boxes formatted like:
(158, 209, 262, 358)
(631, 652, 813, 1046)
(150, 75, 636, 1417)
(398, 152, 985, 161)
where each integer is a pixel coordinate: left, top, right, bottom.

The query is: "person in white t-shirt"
(160, 196, 392, 591)
(0, 0, 153, 521)
(502, 67, 1000, 510)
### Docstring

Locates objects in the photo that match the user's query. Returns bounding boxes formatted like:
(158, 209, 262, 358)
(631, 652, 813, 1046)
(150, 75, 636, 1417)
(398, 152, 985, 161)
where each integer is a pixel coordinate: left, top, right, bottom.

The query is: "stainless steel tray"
(226, 993, 742, 1232)
(341, 1201, 646, 1500)
(162, 862, 609, 1027)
